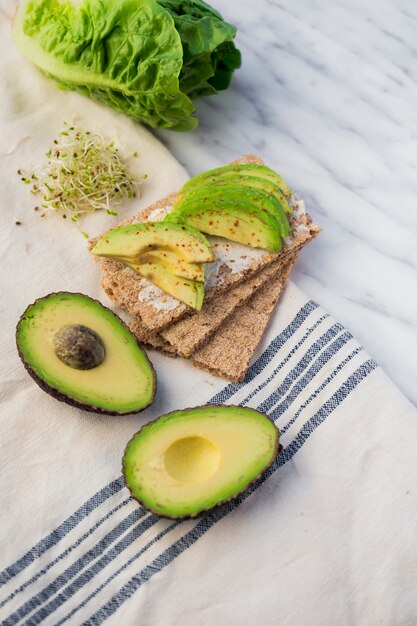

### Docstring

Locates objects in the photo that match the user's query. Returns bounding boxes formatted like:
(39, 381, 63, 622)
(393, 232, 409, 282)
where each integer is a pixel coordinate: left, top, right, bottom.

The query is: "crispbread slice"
(159, 234, 312, 356)
(129, 218, 319, 356)
(159, 260, 283, 357)
(128, 257, 291, 359)
(129, 321, 177, 355)
(129, 322, 176, 355)
(192, 254, 296, 382)
(90, 155, 316, 332)
(129, 260, 281, 357)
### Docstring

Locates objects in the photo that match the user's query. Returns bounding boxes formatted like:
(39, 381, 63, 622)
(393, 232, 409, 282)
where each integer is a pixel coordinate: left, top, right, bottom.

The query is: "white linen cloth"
(1, 13, 417, 626)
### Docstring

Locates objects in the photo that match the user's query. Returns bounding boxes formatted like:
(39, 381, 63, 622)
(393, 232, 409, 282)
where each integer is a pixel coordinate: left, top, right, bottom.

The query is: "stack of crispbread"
(89, 156, 320, 382)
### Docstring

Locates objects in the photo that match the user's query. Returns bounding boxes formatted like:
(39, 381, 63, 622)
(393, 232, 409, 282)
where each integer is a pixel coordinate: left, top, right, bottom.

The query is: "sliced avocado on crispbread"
(172, 185, 291, 237)
(92, 222, 212, 310)
(127, 261, 205, 311)
(123, 405, 280, 518)
(136, 249, 204, 281)
(169, 198, 283, 251)
(168, 163, 293, 251)
(91, 222, 214, 263)
(179, 163, 293, 198)
(16, 293, 156, 415)
(179, 177, 292, 220)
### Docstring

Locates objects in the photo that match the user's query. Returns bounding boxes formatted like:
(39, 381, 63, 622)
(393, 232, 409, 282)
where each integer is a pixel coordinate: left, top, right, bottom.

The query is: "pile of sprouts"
(19, 122, 144, 228)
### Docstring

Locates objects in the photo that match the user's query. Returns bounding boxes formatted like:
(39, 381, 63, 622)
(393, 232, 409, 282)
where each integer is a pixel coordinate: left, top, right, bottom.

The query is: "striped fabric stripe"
(0, 479, 125, 588)
(266, 332, 355, 416)
(239, 313, 329, 407)
(256, 325, 347, 412)
(0, 301, 377, 626)
(0, 498, 132, 610)
(210, 301, 319, 403)
(279, 347, 364, 432)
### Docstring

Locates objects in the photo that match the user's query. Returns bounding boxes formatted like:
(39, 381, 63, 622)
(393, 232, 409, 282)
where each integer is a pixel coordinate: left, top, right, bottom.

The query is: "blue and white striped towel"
(1, 15, 417, 624)
(2, 284, 417, 625)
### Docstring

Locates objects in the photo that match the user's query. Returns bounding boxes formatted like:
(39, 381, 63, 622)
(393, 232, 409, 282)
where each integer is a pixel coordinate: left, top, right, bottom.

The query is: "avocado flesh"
(16, 293, 156, 414)
(127, 261, 204, 310)
(138, 250, 204, 282)
(180, 163, 292, 198)
(168, 199, 282, 252)
(91, 222, 214, 264)
(175, 185, 291, 237)
(123, 405, 280, 519)
(178, 175, 293, 216)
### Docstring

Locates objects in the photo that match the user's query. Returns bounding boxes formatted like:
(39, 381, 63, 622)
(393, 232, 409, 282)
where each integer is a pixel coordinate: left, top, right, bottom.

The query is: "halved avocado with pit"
(16, 293, 156, 415)
(123, 404, 280, 519)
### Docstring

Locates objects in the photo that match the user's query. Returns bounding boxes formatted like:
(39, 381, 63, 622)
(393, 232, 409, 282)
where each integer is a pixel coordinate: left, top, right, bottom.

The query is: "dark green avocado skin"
(122, 404, 281, 519)
(16, 292, 157, 416)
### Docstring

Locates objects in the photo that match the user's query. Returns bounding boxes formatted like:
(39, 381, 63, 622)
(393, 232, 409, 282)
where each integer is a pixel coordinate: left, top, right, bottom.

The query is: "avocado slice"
(138, 249, 204, 282)
(127, 261, 205, 311)
(178, 173, 293, 216)
(91, 222, 214, 264)
(168, 196, 282, 252)
(123, 404, 280, 519)
(179, 163, 292, 198)
(16, 293, 156, 415)
(174, 184, 291, 237)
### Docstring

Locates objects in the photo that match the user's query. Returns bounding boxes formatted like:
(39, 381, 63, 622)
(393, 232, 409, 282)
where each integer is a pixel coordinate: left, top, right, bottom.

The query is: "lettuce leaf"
(156, 0, 241, 99)
(12, 0, 241, 131)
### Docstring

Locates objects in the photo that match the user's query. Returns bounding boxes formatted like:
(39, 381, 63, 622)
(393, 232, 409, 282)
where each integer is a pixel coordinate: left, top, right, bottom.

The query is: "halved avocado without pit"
(16, 293, 156, 415)
(123, 405, 280, 519)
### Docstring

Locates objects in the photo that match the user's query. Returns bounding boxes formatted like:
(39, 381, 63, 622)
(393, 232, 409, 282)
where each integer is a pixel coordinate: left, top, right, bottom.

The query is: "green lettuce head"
(12, 0, 241, 131)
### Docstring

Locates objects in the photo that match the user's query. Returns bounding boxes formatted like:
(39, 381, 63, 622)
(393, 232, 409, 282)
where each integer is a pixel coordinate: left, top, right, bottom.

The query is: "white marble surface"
(2, 0, 416, 406)
(155, 0, 417, 406)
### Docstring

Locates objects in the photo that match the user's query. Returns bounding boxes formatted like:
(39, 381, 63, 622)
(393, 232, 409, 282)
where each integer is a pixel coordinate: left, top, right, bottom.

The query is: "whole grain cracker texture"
(159, 237, 311, 356)
(192, 255, 296, 382)
(128, 221, 319, 374)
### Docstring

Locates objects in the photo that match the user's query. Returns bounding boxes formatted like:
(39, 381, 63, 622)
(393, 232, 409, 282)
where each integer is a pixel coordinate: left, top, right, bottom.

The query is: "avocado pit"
(53, 324, 105, 370)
